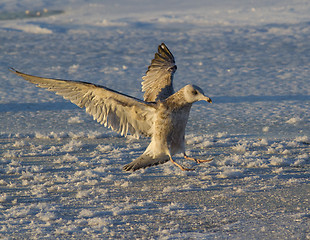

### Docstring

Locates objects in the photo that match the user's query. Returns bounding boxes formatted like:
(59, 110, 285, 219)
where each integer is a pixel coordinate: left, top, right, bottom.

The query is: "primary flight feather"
(10, 43, 212, 171)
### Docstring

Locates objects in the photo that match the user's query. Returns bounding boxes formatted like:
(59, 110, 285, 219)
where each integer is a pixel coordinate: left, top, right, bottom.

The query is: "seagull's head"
(183, 85, 212, 104)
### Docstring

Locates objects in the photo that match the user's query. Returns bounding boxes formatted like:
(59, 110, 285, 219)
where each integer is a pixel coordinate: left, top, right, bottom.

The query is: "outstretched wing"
(142, 43, 177, 102)
(10, 68, 156, 138)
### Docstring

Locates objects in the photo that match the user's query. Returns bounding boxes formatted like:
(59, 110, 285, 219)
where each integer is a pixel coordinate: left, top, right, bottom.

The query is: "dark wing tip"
(9, 67, 24, 76)
(158, 43, 175, 62)
(9, 67, 17, 73)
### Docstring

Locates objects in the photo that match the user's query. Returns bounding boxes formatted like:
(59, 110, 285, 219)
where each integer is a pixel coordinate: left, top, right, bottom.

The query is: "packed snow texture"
(0, 0, 309, 239)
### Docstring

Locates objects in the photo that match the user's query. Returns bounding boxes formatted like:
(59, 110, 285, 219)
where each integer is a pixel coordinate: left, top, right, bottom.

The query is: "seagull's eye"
(192, 90, 198, 95)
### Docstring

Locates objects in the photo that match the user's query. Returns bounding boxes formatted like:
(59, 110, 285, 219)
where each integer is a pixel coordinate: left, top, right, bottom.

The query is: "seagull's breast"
(153, 102, 191, 155)
(169, 106, 191, 154)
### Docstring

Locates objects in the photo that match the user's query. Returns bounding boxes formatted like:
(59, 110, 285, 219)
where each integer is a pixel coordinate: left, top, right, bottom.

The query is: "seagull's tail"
(123, 154, 169, 171)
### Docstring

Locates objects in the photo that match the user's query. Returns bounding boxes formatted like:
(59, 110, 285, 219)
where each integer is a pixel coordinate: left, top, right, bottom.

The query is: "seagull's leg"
(169, 155, 195, 171)
(184, 153, 213, 164)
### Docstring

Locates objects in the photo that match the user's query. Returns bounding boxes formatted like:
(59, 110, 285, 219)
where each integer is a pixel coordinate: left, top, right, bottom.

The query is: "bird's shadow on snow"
(0, 102, 76, 112)
(211, 95, 310, 104)
(1, 95, 309, 113)
(0, 10, 64, 21)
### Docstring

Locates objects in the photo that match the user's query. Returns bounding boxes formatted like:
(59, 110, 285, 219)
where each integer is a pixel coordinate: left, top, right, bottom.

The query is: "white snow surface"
(0, 0, 310, 239)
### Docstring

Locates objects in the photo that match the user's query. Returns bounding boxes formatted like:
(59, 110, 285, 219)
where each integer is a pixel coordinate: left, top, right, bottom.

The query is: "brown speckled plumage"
(10, 43, 212, 171)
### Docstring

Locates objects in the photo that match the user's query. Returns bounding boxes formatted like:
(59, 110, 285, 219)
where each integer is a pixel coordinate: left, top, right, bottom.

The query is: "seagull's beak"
(201, 95, 212, 103)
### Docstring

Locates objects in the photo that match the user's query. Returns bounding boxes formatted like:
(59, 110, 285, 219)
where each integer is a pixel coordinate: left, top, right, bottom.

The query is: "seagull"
(10, 43, 212, 171)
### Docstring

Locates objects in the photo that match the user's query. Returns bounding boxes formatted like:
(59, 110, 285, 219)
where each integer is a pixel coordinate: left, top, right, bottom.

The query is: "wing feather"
(10, 68, 156, 138)
(141, 43, 177, 102)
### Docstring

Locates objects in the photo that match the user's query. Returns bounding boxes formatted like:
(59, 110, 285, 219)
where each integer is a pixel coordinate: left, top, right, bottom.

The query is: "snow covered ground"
(0, 0, 309, 239)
